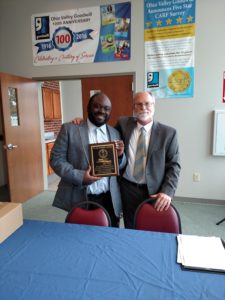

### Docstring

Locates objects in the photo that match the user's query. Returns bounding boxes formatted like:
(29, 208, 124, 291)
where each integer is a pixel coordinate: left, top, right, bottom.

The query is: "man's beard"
(134, 111, 152, 122)
(88, 111, 110, 127)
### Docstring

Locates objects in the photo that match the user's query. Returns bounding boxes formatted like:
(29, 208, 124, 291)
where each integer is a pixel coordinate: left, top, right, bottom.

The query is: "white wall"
(0, 0, 225, 202)
(60, 80, 83, 123)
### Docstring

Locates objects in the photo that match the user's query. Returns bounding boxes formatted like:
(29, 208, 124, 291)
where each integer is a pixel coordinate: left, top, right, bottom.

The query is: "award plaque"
(89, 142, 119, 177)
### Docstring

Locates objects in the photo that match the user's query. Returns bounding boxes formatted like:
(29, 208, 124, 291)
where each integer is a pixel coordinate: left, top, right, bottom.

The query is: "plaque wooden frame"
(89, 142, 119, 177)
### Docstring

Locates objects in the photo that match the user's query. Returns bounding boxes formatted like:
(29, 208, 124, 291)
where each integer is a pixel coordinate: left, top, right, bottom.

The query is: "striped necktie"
(133, 127, 146, 182)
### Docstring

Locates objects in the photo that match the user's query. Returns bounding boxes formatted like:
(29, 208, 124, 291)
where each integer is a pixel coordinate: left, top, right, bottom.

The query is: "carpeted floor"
(1, 174, 224, 237)
(21, 186, 225, 238)
(172, 201, 225, 237)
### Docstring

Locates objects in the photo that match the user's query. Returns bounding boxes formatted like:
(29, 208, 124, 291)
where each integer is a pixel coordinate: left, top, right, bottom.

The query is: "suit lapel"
(125, 118, 137, 149)
(147, 121, 159, 160)
(106, 125, 112, 141)
(79, 122, 90, 164)
(106, 125, 118, 141)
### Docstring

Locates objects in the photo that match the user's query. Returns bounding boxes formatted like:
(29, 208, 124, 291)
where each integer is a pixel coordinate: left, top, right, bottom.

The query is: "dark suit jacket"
(115, 117, 181, 198)
(50, 121, 126, 216)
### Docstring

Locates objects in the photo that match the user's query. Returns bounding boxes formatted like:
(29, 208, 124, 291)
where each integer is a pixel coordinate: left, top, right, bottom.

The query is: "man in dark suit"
(50, 92, 126, 227)
(115, 91, 181, 229)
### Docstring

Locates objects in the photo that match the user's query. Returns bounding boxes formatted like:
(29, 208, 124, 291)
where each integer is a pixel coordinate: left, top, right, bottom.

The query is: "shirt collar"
(87, 118, 107, 135)
(137, 120, 153, 133)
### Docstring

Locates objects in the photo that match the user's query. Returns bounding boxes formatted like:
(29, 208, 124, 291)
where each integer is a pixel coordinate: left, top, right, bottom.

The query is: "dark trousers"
(87, 191, 119, 228)
(120, 178, 149, 229)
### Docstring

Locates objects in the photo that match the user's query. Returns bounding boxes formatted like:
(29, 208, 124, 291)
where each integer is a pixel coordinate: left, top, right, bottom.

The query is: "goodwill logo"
(31, 3, 131, 66)
(32, 9, 98, 65)
(35, 26, 94, 53)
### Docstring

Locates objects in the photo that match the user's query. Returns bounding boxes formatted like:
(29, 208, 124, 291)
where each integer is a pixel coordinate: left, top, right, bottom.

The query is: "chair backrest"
(65, 201, 111, 227)
(134, 199, 182, 234)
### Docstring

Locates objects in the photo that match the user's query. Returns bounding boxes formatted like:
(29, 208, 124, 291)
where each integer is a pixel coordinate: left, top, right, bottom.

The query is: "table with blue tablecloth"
(0, 220, 224, 300)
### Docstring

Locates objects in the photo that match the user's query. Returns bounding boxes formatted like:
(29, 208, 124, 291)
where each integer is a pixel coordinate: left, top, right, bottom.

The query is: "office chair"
(134, 198, 182, 234)
(65, 201, 111, 227)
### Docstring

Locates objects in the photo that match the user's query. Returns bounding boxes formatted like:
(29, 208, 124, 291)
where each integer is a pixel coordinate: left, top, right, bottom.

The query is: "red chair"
(65, 201, 111, 227)
(134, 199, 182, 234)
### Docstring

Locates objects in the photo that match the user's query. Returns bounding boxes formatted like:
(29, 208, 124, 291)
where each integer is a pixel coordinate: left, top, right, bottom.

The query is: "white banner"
(144, 0, 196, 99)
(31, 2, 131, 66)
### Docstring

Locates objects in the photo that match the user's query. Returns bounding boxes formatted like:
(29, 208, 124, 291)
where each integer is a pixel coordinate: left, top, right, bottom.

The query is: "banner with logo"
(31, 2, 130, 66)
(144, 0, 195, 98)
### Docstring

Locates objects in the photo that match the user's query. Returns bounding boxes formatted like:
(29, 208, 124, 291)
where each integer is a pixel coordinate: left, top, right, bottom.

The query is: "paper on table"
(177, 235, 225, 272)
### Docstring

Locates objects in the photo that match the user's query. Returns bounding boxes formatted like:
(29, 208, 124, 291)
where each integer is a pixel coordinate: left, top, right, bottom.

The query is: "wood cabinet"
(42, 87, 61, 120)
(46, 142, 54, 175)
(52, 90, 61, 119)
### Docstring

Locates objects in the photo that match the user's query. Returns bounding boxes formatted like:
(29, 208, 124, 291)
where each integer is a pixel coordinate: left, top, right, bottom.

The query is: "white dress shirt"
(87, 118, 109, 194)
(124, 121, 153, 184)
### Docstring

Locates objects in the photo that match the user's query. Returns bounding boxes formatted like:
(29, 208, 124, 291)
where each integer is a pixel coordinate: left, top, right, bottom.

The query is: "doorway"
(44, 74, 134, 190)
(82, 75, 134, 126)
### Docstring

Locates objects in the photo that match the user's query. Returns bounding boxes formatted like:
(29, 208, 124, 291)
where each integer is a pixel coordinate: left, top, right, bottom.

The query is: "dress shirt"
(87, 118, 109, 195)
(123, 121, 152, 184)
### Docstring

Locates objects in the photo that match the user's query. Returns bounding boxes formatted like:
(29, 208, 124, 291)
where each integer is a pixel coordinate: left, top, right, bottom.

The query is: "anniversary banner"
(144, 0, 195, 98)
(31, 2, 130, 66)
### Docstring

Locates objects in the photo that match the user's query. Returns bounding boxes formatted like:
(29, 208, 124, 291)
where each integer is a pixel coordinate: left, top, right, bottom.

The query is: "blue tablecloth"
(0, 220, 224, 300)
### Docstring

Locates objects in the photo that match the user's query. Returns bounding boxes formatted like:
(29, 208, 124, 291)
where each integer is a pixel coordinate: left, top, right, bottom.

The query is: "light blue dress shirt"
(87, 119, 110, 195)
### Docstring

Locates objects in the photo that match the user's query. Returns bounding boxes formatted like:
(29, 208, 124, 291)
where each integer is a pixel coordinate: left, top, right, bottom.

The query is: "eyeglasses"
(93, 103, 111, 112)
(134, 102, 155, 109)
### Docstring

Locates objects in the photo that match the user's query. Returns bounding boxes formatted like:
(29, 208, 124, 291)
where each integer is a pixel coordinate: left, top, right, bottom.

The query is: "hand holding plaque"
(89, 142, 119, 177)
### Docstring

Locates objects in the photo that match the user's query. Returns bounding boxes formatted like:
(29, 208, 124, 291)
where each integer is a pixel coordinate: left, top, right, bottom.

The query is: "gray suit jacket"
(50, 121, 126, 216)
(115, 117, 181, 198)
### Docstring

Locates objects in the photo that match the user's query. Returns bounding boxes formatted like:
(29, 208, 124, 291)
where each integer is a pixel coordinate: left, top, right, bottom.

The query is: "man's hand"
(72, 117, 83, 125)
(114, 140, 124, 157)
(150, 193, 171, 212)
(83, 166, 101, 185)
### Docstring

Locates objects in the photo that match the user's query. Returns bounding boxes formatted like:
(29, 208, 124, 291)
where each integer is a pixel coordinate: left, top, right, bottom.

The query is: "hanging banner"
(31, 2, 130, 66)
(144, 0, 195, 99)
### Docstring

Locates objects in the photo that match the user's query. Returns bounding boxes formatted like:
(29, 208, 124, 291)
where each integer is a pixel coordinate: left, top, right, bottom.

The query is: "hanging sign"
(144, 0, 196, 99)
(31, 2, 131, 66)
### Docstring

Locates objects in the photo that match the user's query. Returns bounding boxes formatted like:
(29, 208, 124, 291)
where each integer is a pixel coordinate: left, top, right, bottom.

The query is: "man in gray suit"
(115, 91, 181, 229)
(50, 92, 126, 227)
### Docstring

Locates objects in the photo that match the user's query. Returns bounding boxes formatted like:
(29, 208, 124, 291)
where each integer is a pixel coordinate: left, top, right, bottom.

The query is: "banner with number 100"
(31, 2, 131, 66)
